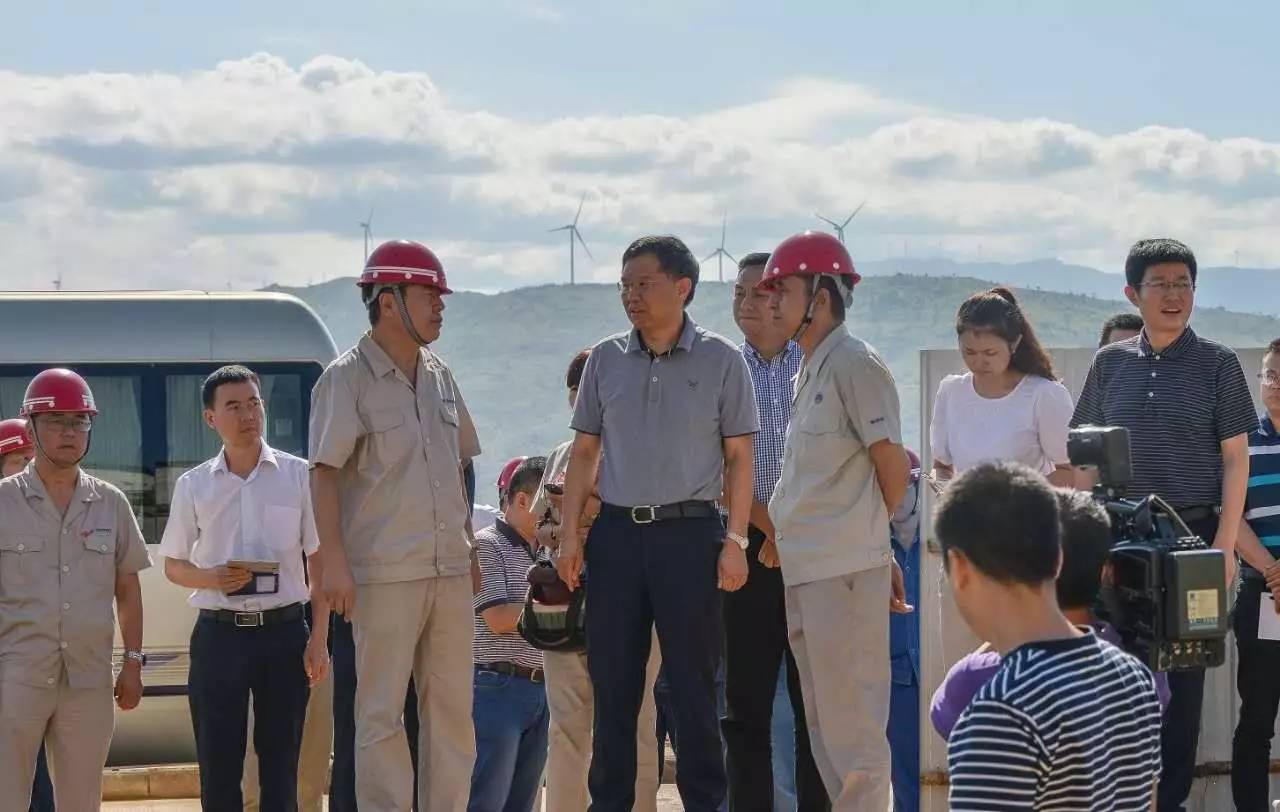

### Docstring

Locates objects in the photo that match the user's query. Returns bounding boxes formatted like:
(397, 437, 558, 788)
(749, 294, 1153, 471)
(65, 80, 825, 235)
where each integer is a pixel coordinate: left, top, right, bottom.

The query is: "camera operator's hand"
(1264, 561, 1280, 595)
(890, 558, 913, 614)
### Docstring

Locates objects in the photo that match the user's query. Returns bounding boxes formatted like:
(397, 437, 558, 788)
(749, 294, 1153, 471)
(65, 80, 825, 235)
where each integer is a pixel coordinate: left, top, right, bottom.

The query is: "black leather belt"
(601, 500, 719, 525)
(199, 603, 305, 628)
(477, 662, 545, 683)
(1176, 505, 1219, 524)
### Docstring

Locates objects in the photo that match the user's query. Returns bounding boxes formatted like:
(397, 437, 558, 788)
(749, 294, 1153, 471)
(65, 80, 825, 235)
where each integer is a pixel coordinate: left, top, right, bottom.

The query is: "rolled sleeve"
(115, 494, 152, 575)
(473, 535, 509, 614)
(719, 353, 760, 437)
(299, 464, 321, 557)
(157, 474, 197, 562)
(837, 350, 901, 446)
(1036, 380, 1076, 466)
(1070, 354, 1105, 428)
(1216, 353, 1258, 441)
(453, 373, 482, 461)
(570, 350, 604, 435)
(309, 368, 364, 470)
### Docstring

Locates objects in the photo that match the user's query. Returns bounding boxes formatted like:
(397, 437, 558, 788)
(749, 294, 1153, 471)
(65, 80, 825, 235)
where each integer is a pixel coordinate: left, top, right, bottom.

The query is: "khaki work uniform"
(310, 333, 481, 812)
(0, 466, 151, 809)
(770, 326, 902, 812)
(531, 440, 662, 812)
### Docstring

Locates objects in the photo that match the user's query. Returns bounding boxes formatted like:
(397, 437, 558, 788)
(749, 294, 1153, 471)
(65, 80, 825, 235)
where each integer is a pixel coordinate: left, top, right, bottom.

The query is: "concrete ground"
(102, 786, 689, 810)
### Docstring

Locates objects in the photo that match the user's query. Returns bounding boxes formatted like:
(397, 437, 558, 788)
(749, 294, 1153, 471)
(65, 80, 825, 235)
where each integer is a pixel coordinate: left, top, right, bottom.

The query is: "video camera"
(1067, 425, 1228, 672)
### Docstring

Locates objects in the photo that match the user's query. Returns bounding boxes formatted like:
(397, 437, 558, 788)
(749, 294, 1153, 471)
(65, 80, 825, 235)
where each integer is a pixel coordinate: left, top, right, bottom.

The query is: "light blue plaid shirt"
(741, 341, 801, 504)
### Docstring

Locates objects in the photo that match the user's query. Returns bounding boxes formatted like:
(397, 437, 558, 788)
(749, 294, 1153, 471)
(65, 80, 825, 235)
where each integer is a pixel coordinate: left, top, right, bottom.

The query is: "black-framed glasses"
(1258, 371, 1280, 387)
(1138, 280, 1195, 295)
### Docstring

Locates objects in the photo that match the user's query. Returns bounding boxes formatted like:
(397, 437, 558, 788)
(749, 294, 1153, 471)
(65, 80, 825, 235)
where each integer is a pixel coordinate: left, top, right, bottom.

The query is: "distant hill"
(860, 257, 1280, 317)
(268, 275, 1280, 492)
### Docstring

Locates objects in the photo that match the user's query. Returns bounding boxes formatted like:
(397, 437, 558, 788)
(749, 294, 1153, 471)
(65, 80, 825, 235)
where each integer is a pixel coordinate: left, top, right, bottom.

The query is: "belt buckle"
(234, 611, 264, 628)
(631, 505, 657, 524)
(530, 668, 544, 684)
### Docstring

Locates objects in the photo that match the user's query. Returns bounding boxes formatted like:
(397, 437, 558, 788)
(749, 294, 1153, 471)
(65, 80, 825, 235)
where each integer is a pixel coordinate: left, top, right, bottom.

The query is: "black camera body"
(1067, 425, 1228, 672)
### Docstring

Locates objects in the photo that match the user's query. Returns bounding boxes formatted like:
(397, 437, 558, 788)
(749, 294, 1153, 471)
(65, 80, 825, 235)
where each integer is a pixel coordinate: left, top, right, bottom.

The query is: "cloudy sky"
(4, 0, 1280, 292)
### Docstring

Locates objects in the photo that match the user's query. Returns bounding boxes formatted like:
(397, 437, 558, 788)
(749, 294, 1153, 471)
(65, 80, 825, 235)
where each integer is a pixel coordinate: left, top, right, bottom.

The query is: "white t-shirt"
(929, 372, 1074, 476)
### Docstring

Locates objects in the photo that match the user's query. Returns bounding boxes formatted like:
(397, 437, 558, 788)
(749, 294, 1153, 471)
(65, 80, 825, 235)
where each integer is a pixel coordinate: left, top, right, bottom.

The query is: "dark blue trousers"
(188, 614, 310, 812)
(29, 744, 53, 812)
(330, 615, 420, 812)
(586, 511, 726, 812)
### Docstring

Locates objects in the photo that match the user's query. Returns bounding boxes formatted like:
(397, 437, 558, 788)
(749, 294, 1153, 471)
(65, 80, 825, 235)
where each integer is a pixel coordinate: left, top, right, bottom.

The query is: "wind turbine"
(358, 206, 375, 261)
(815, 200, 867, 245)
(702, 213, 737, 282)
(549, 193, 593, 285)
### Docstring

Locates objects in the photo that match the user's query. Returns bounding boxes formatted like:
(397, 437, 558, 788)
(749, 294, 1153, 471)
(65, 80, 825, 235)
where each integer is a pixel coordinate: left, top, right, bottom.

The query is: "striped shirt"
(1071, 328, 1255, 508)
(948, 631, 1162, 811)
(741, 341, 802, 504)
(473, 519, 543, 671)
(1244, 415, 1280, 570)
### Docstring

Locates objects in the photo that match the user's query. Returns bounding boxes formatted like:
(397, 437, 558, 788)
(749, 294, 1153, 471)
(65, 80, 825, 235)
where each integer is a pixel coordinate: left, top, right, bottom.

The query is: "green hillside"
(270, 276, 1280, 494)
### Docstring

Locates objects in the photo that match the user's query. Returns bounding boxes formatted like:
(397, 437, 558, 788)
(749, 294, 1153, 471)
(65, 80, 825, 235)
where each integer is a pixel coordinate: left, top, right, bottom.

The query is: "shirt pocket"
(0, 535, 44, 589)
(81, 527, 118, 586)
(360, 408, 414, 472)
(264, 504, 303, 553)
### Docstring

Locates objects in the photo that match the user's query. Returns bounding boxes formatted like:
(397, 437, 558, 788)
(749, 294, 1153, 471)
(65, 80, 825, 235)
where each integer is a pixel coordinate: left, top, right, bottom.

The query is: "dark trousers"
(330, 615, 420, 812)
(1231, 575, 1280, 811)
(29, 744, 53, 812)
(188, 613, 310, 812)
(1156, 513, 1217, 812)
(586, 510, 726, 812)
(722, 526, 828, 812)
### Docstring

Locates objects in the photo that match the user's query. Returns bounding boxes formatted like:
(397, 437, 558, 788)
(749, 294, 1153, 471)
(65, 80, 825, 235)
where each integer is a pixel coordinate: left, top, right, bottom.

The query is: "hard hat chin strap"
(788, 275, 823, 344)
(29, 417, 92, 469)
(391, 286, 431, 347)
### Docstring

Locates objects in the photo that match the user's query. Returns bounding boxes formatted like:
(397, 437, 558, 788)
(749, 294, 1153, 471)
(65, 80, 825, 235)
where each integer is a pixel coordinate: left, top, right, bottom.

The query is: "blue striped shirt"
(1071, 328, 1255, 508)
(947, 631, 1162, 811)
(741, 341, 802, 505)
(1244, 415, 1280, 570)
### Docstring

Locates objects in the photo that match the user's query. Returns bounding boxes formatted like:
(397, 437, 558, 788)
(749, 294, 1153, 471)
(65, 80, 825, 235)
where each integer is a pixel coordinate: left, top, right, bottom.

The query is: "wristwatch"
(725, 532, 749, 551)
(123, 650, 147, 666)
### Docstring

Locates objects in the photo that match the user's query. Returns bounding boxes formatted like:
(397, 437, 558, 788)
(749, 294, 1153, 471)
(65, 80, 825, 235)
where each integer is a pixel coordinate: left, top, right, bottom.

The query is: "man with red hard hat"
(0, 369, 150, 808)
(1, 418, 35, 478)
(758, 232, 911, 811)
(310, 240, 481, 812)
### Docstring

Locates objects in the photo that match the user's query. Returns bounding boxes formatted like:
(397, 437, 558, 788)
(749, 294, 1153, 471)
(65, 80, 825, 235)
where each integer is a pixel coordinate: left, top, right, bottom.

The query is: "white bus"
(0, 291, 338, 766)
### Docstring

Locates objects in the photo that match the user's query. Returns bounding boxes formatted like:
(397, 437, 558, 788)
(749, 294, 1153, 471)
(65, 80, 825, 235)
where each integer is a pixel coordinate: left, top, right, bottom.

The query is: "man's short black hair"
(1124, 238, 1198, 289)
(738, 252, 770, 271)
(1053, 488, 1112, 610)
(567, 350, 590, 390)
(622, 235, 700, 306)
(1098, 312, 1144, 347)
(936, 461, 1061, 586)
(1266, 338, 1280, 358)
(817, 276, 847, 322)
(202, 365, 261, 409)
(506, 456, 547, 501)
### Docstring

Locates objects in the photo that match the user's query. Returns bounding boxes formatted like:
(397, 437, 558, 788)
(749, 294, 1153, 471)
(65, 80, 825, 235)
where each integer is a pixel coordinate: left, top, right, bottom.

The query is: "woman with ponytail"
(930, 287, 1075, 487)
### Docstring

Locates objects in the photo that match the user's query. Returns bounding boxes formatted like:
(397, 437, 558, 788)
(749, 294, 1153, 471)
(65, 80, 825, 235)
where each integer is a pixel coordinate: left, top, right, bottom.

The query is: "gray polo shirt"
(572, 316, 759, 506)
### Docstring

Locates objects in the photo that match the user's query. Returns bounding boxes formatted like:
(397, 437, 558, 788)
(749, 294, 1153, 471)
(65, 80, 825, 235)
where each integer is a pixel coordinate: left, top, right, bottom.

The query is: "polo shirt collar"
(212, 441, 279, 475)
(1260, 414, 1277, 438)
(494, 517, 534, 551)
(626, 315, 698, 356)
(1137, 326, 1196, 359)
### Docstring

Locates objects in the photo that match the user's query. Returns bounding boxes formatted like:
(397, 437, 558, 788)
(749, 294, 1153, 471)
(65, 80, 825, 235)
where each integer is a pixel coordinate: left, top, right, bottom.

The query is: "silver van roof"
(0, 291, 338, 364)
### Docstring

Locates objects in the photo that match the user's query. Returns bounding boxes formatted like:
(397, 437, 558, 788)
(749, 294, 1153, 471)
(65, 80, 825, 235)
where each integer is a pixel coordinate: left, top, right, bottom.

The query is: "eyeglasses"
(39, 415, 94, 433)
(1259, 371, 1280, 387)
(1138, 280, 1195, 295)
(617, 280, 657, 297)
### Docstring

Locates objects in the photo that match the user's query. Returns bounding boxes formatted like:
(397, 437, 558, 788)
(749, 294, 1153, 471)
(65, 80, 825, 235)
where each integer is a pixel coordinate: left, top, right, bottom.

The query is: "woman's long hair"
(955, 287, 1057, 381)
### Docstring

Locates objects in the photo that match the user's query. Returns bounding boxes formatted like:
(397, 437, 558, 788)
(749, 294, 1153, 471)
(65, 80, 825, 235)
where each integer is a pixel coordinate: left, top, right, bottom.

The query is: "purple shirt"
(929, 622, 1172, 741)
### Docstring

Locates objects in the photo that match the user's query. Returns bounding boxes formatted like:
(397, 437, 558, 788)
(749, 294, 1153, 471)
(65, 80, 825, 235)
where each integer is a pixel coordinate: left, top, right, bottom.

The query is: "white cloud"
(1, 53, 1279, 293)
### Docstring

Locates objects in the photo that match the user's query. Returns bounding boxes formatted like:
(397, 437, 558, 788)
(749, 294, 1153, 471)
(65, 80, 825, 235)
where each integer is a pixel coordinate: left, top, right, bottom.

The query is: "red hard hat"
(20, 369, 98, 417)
(358, 240, 452, 294)
(497, 456, 528, 494)
(757, 231, 861, 291)
(0, 419, 33, 456)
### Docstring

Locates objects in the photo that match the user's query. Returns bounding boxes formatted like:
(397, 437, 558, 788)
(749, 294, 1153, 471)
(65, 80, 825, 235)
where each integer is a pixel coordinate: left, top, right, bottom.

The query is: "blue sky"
(2, 1, 1278, 291)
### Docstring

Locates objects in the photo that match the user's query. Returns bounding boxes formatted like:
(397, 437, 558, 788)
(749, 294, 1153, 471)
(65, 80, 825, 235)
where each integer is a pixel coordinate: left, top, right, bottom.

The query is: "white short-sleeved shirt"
(159, 442, 319, 611)
(930, 372, 1074, 476)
